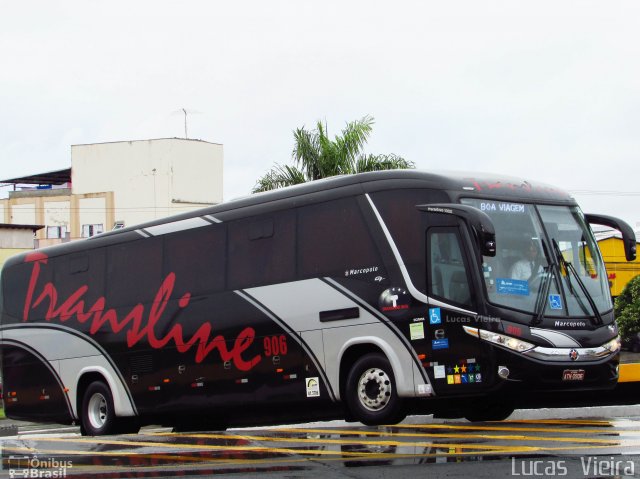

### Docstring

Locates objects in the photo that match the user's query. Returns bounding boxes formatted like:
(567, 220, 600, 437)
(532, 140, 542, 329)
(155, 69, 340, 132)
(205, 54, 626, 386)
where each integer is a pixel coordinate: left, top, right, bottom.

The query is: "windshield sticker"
(549, 294, 563, 310)
(410, 322, 425, 340)
(478, 201, 526, 214)
(433, 365, 446, 379)
(429, 307, 442, 324)
(497, 278, 530, 296)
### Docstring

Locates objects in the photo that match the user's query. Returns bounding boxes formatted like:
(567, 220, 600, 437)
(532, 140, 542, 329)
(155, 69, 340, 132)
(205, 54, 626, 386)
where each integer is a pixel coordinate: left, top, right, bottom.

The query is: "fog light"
(498, 366, 510, 379)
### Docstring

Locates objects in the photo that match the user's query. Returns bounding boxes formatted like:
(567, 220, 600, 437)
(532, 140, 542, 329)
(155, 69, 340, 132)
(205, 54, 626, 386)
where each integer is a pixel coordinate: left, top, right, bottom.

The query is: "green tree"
(252, 115, 414, 193)
(615, 275, 640, 348)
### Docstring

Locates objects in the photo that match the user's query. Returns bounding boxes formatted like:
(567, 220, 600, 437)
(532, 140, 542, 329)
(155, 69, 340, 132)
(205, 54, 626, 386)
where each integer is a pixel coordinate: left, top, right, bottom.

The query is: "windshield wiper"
(531, 265, 552, 326)
(531, 239, 554, 326)
(552, 239, 603, 325)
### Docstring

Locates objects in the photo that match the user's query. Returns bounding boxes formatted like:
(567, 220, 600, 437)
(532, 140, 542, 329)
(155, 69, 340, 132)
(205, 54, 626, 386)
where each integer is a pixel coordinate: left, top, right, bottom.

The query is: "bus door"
(421, 205, 496, 395)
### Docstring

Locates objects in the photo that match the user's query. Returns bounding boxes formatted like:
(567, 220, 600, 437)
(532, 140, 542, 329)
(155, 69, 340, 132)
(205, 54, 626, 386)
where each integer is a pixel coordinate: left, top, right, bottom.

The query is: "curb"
(0, 424, 18, 437)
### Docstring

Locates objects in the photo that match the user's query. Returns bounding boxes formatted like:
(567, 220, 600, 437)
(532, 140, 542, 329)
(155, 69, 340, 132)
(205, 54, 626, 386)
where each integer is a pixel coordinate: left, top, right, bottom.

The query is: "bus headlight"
(602, 336, 621, 353)
(463, 326, 535, 353)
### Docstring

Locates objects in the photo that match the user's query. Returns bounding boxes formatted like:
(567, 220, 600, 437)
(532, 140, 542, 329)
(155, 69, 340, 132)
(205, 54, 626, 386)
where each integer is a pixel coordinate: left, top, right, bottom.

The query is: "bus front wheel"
(81, 381, 117, 436)
(345, 353, 406, 425)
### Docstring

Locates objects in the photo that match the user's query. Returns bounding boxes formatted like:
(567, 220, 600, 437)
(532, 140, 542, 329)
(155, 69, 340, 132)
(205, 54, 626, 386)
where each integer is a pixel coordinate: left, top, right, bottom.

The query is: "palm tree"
(252, 115, 414, 193)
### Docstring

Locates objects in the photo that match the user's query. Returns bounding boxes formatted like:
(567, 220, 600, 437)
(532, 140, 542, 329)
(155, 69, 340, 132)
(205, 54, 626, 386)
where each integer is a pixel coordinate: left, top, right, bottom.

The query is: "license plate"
(562, 369, 585, 381)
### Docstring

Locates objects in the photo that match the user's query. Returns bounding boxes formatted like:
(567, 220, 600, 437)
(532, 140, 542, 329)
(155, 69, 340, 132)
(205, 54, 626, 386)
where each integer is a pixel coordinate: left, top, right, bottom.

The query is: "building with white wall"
(0, 223, 44, 269)
(0, 138, 223, 247)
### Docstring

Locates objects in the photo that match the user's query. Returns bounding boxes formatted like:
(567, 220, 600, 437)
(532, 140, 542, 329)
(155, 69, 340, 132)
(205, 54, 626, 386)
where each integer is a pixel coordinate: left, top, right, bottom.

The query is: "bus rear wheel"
(345, 353, 406, 425)
(81, 381, 117, 436)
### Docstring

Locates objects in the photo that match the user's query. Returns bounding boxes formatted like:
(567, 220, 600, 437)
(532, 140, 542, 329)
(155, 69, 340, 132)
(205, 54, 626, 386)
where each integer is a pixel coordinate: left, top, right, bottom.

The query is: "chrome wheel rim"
(88, 392, 108, 429)
(357, 367, 392, 412)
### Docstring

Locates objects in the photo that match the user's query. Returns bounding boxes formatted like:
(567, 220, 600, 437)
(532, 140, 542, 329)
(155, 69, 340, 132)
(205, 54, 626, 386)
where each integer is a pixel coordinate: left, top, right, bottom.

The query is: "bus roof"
(130, 168, 575, 229)
(5, 169, 576, 263)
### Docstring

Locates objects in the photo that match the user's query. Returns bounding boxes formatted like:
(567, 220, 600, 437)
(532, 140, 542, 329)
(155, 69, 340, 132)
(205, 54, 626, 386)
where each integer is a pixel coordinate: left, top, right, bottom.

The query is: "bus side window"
(297, 197, 382, 279)
(107, 237, 163, 308)
(370, 189, 448, 293)
(428, 229, 473, 307)
(56, 249, 106, 305)
(164, 225, 226, 297)
(228, 210, 296, 289)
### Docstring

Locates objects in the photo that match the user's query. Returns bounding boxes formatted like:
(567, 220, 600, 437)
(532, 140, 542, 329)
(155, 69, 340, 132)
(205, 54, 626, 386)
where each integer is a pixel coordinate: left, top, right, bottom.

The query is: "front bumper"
(495, 347, 619, 392)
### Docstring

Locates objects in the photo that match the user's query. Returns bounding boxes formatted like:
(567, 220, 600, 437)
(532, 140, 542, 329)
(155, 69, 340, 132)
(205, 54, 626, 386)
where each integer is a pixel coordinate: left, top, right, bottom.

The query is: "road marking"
(5, 418, 640, 473)
(394, 423, 640, 435)
(275, 427, 622, 445)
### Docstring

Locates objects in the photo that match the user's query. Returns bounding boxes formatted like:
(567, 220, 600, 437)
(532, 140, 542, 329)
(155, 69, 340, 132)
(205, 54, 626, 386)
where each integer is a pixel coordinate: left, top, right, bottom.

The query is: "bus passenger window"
(228, 211, 296, 289)
(428, 230, 472, 307)
(107, 238, 163, 307)
(298, 198, 382, 279)
(164, 225, 226, 296)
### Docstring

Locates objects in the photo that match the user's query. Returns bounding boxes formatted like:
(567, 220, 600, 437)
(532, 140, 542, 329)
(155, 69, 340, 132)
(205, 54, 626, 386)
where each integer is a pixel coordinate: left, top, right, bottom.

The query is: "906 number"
(263, 335, 288, 356)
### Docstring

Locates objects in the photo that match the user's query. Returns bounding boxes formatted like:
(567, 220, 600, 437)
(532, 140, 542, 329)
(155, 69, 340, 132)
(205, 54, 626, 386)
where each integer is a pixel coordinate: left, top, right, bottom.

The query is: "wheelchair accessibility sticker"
(549, 294, 563, 310)
(429, 308, 442, 325)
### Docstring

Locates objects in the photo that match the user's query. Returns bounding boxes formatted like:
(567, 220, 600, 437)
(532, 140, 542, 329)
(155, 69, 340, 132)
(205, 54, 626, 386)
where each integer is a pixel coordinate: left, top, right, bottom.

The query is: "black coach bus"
(0, 170, 636, 435)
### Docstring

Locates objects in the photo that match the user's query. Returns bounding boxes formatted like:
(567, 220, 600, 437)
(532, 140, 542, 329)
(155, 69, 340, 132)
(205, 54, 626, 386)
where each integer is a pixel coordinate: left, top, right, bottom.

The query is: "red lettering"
(22, 253, 262, 370)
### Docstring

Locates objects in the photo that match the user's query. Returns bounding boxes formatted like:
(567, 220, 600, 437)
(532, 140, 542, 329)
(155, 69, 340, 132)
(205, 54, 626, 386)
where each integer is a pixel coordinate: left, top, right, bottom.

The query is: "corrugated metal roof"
(0, 168, 71, 185)
(0, 223, 44, 231)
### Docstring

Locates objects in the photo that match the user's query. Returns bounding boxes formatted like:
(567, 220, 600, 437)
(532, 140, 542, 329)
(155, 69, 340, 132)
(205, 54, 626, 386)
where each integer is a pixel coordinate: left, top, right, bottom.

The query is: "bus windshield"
(461, 199, 612, 318)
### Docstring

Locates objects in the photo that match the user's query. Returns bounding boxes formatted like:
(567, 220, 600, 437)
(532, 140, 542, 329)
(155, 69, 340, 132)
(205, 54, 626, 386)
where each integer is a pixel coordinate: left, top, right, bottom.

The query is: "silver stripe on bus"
(203, 214, 222, 223)
(530, 328, 582, 348)
(144, 217, 211, 236)
(243, 278, 428, 400)
(364, 194, 477, 316)
(135, 229, 151, 238)
(236, 289, 337, 402)
(0, 338, 75, 418)
(323, 277, 432, 390)
(0, 324, 138, 419)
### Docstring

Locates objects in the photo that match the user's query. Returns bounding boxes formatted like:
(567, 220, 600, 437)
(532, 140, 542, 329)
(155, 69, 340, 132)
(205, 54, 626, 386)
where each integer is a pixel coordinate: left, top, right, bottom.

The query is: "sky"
(1, 1, 639, 230)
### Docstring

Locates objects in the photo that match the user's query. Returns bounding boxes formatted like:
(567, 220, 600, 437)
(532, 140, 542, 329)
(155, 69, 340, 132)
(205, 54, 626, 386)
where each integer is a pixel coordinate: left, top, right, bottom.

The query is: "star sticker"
(461, 365, 467, 373)
(453, 365, 460, 374)
(475, 364, 480, 371)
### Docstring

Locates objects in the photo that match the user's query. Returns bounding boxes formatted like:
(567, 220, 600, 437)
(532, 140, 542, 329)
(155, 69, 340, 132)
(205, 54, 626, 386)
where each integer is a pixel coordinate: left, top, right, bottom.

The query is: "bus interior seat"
(448, 270, 470, 305)
(431, 266, 444, 297)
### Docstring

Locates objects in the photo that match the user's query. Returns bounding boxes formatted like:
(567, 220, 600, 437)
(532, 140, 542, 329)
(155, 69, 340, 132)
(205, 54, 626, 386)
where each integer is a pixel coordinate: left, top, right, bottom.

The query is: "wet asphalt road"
(2, 406, 640, 479)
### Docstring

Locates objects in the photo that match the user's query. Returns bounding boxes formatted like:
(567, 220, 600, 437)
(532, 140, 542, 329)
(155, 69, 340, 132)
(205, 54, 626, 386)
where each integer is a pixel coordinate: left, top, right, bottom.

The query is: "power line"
(570, 189, 640, 197)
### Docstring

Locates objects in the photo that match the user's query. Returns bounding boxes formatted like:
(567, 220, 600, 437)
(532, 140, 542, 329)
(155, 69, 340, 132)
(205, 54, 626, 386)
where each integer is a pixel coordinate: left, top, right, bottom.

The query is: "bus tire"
(114, 418, 141, 435)
(81, 381, 117, 436)
(345, 353, 406, 425)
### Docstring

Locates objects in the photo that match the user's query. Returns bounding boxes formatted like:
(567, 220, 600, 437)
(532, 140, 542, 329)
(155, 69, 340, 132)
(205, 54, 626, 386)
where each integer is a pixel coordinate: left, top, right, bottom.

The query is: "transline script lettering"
(22, 252, 262, 371)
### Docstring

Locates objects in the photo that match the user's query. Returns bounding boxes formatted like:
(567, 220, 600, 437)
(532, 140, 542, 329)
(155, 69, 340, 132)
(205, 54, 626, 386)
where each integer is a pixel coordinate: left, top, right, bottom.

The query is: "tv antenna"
(171, 108, 203, 139)
(182, 108, 188, 138)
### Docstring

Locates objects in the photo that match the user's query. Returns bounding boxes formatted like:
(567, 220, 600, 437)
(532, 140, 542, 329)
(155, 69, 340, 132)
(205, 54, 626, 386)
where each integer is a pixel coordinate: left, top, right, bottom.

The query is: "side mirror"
(417, 203, 497, 257)
(585, 213, 636, 261)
